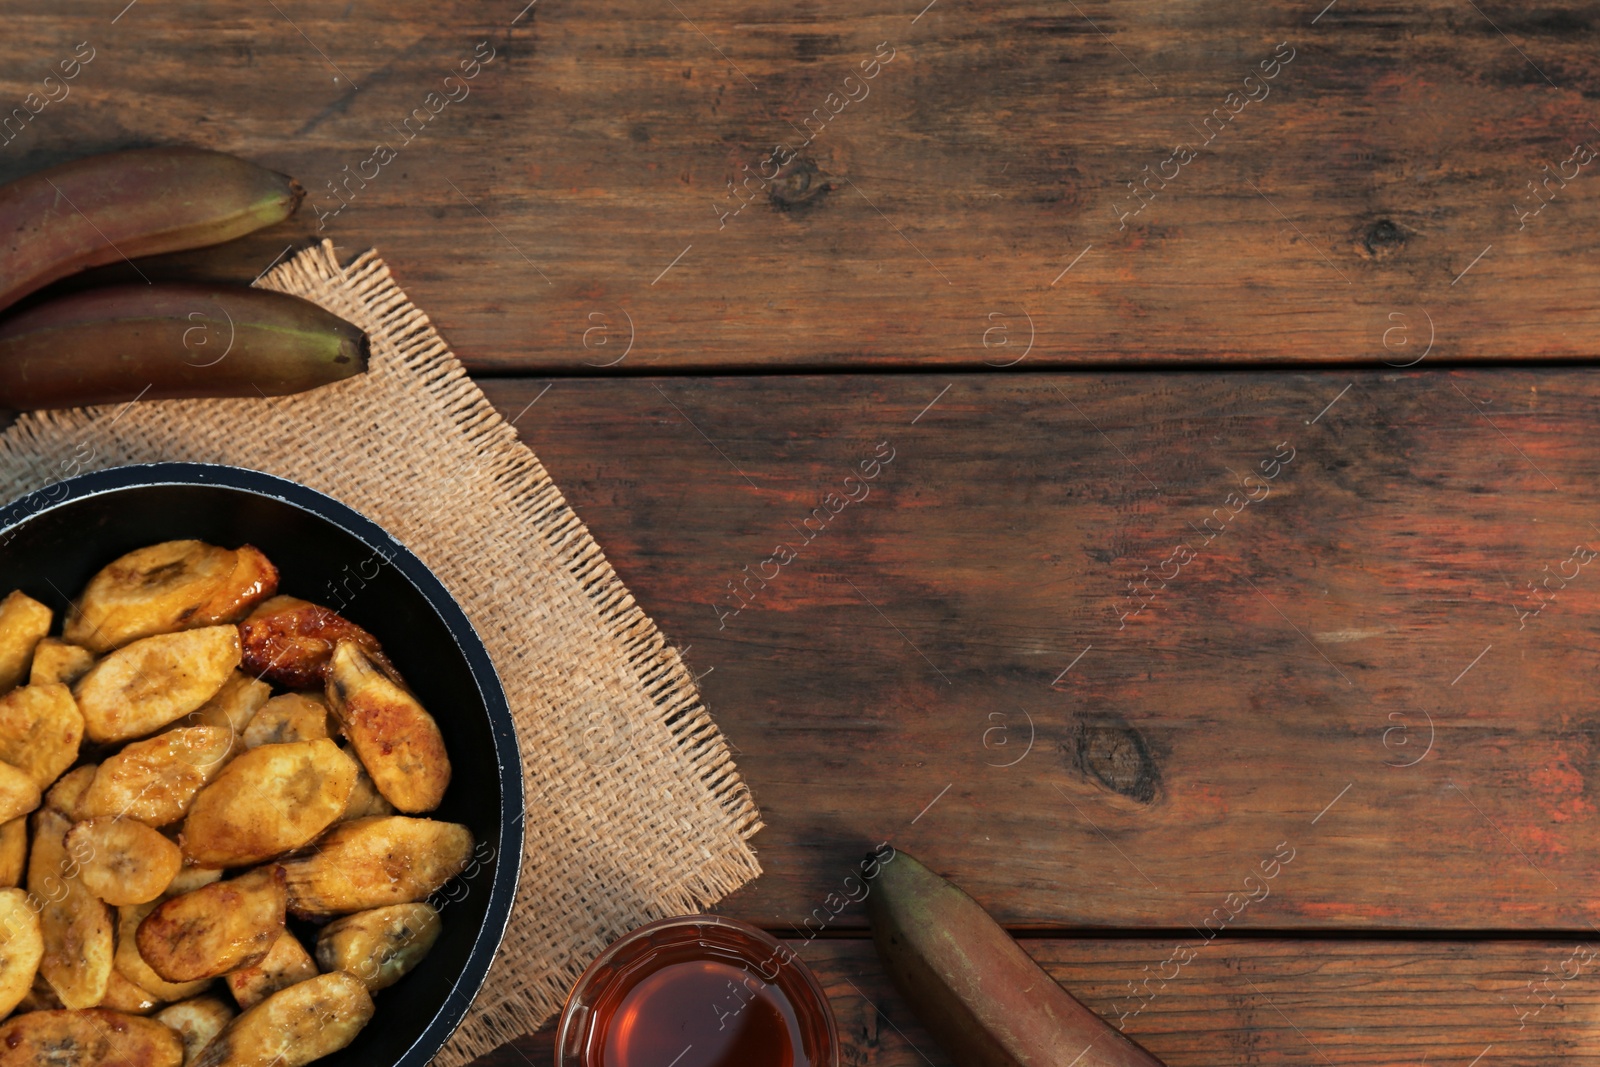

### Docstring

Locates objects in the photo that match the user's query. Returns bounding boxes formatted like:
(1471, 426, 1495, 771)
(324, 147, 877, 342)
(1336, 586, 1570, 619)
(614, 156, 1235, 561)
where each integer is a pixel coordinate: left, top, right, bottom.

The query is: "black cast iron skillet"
(0, 462, 524, 1067)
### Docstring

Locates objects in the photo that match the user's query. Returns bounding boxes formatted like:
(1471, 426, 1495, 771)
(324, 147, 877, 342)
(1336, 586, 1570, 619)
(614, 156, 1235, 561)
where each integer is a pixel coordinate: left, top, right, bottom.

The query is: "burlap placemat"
(0, 240, 764, 1065)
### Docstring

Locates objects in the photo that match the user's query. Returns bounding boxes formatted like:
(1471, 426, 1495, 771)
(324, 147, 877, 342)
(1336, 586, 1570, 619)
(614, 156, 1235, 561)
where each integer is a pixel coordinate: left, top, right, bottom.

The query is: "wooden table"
(12, 1, 1600, 1062)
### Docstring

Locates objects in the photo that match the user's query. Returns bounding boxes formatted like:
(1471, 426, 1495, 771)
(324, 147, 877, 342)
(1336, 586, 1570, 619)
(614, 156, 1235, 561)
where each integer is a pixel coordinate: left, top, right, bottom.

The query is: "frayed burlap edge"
(0, 240, 763, 1065)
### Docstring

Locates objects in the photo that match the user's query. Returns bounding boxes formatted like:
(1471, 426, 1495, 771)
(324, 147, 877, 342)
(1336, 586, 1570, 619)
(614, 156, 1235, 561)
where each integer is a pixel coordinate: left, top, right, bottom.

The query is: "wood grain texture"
(4, 3, 1600, 369)
(483, 370, 1600, 932)
(478, 937, 1600, 1066)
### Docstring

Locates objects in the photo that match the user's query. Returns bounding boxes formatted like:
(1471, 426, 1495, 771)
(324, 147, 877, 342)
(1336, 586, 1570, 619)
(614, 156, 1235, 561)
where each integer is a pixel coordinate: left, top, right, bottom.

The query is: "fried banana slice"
(0, 684, 84, 790)
(79, 728, 233, 827)
(136, 867, 285, 983)
(194, 547, 278, 631)
(0, 1009, 184, 1067)
(325, 642, 449, 813)
(336, 762, 394, 823)
(0, 592, 52, 693)
(239, 695, 328, 750)
(64, 541, 277, 654)
(44, 766, 97, 822)
(114, 904, 212, 1004)
(65, 541, 232, 652)
(192, 972, 373, 1067)
(180, 741, 355, 868)
(0, 888, 45, 1017)
(74, 628, 240, 744)
(0, 761, 41, 824)
(68, 819, 182, 906)
(0, 818, 26, 887)
(29, 807, 113, 1009)
(237, 597, 387, 691)
(97, 967, 160, 1015)
(183, 673, 269, 762)
(156, 996, 235, 1067)
(28, 639, 95, 687)
(314, 903, 440, 992)
(223, 934, 316, 1011)
(280, 817, 472, 919)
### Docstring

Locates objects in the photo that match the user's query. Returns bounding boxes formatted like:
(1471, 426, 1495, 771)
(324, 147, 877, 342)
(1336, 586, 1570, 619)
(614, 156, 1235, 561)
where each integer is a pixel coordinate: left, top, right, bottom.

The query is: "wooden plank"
(483, 370, 1600, 931)
(476, 936, 1600, 1065)
(5, 3, 1600, 369)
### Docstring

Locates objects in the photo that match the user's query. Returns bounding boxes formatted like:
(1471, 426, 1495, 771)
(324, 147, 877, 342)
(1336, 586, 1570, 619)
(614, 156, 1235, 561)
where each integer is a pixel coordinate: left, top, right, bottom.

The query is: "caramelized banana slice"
(237, 597, 387, 691)
(325, 642, 449, 813)
(29, 807, 113, 1009)
(0, 761, 41, 824)
(183, 673, 269, 762)
(192, 972, 373, 1067)
(194, 547, 278, 631)
(68, 819, 182, 906)
(0, 684, 84, 789)
(180, 741, 356, 868)
(136, 867, 285, 983)
(280, 817, 472, 919)
(336, 761, 393, 823)
(156, 996, 235, 1067)
(65, 541, 232, 652)
(28, 639, 95, 687)
(43, 766, 97, 823)
(114, 903, 211, 1004)
(0, 888, 45, 1017)
(314, 903, 440, 992)
(64, 541, 277, 654)
(74, 628, 240, 744)
(0, 818, 26, 887)
(0, 1009, 183, 1067)
(79, 728, 233, 827)
(97, 967, 160, 1015)
(0, 592, 52, 693)
(240, 695, 328, 750)
(223, 934, 316, 1011)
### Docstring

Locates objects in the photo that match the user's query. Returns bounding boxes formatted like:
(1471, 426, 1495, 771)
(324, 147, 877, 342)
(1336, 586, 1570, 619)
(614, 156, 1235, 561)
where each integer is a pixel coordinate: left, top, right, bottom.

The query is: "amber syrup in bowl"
(556, 915, 839, 1067)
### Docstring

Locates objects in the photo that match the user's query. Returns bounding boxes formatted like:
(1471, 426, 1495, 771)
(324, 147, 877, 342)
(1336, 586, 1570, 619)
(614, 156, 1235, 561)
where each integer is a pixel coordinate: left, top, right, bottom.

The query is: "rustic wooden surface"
(8, 1, 1600, 369)
(483, 371, 1600, 933)
(476, 368, 1600, 1060)
(494, 937, 1600, 1066)
(5, 0, 1600, 1063)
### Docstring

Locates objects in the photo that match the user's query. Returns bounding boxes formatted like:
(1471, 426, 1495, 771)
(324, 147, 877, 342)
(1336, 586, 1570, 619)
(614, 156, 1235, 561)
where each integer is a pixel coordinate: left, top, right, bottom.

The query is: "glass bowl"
(556, 915, 839, 1067)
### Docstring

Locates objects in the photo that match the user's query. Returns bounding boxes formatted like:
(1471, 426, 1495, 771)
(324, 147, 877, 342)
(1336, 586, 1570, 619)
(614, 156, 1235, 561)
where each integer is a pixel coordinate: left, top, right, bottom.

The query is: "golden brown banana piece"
(0, 1008, 183, 1067)
(0, 888, 44, 1017)
(224, 932, 317, 1011)
(66, 540, 278, 654)
(180, 739, 356, 868)
(157, 996, 237, 1066)
(0, 146, 303, 313)
(136, 866, 286, 983)
(0, 284, 367, 411)
(193, 971, 373, 1067)
(315, 902, 440, 991)
(238, 596, 389, 691)
(326, 640, 450, 813)
(28, 806, 113, 1010)
(279, 817, 472, 919)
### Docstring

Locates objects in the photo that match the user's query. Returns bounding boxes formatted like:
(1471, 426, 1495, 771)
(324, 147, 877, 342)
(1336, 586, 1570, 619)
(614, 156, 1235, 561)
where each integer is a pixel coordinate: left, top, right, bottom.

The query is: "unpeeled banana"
(869, 849, 1168, 1067)
(0, 147, 370, 411)
(0, 283, 367, 409)
(0, 147, 302, 311)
